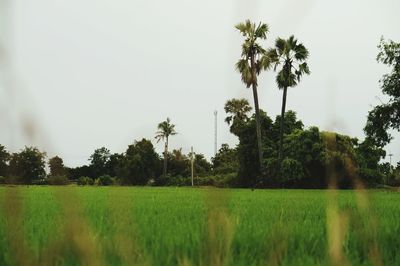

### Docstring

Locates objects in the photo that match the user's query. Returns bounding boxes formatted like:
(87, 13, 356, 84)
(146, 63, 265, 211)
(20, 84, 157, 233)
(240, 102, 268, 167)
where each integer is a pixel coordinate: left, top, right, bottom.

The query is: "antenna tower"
(214, 110, 218, 155)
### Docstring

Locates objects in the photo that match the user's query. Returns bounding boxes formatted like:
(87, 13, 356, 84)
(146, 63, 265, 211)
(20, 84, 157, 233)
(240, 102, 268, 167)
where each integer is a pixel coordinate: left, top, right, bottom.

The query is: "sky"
(0, 0, 399, 167)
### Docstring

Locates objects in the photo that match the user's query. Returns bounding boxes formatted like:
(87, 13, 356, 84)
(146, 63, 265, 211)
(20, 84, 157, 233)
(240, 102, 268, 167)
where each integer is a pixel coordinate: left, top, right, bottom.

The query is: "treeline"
(0, 141, 213, 186)
(0, 108, 399, 188)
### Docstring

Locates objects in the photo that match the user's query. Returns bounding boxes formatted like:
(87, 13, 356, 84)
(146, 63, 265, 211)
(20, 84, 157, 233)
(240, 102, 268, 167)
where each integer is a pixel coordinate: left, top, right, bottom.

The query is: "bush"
(358, 168, 384, 186)
(3, 176, 22, 185)
(97, 175, 114, 186)
(195, 173, 238, 187)
(77, 176, 94, 186)
(0, 176, 4, 184)
(48, 175, 68, 185)
(154, 175, 190, 186)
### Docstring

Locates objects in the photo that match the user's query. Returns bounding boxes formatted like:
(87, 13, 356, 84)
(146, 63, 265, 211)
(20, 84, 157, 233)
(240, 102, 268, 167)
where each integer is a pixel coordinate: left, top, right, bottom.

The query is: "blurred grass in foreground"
(0, 187, 399, 265)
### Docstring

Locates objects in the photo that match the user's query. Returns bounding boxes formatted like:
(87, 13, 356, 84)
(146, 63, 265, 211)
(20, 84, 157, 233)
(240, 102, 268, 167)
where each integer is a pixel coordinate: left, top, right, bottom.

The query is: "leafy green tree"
(89, 147, 111, 177)
(321, 132, 359, 188)
(106, 153, 124, 177)
(272, 111, 304, 140)
(355, 139, 386, 184)
(66, 165, 94, 180)
(224, 98, 252, 135)
(193, 154, 212, 177)
(0, 144, 10, 177)
(267, 36, 310, 160)
(167, 148, 190, 177)
(275, 127, 326, 187)
(280, 158, 304, 182)
(120, 139, 159, 185)
(236, 111, 275, 187)
(212, 144, 239, 175)
(235, 20, 271, 169)
(48, 156, 66, 177)
(8, 147, 46, 184)
(155, 118, 177, 178)
(365, 38, 400, 147)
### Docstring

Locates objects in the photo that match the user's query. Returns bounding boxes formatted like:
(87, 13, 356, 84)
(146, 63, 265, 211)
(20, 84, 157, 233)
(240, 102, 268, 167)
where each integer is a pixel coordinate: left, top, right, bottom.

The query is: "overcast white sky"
(0, 0, 399, 167)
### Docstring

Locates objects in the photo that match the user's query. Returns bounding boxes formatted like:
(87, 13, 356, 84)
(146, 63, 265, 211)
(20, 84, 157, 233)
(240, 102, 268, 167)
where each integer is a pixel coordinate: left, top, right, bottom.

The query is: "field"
(0, 187, 399, 265)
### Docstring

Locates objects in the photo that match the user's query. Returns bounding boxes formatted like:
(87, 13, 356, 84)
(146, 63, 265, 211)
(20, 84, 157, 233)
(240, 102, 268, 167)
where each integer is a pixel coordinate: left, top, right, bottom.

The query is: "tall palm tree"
(224, 98, 252, 134)
(267, 36, 310, 160)
(235, 20, 271, 168)
(155, 118, 177, 177)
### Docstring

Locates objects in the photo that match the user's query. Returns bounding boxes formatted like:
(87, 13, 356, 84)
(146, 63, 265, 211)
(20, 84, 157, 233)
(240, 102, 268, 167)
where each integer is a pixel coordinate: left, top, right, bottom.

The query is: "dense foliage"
(365, 38, 400, 146)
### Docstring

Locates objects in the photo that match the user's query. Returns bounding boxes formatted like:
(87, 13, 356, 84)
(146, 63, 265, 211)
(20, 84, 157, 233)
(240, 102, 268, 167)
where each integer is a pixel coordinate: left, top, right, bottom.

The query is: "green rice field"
(0, 186, 399, 265)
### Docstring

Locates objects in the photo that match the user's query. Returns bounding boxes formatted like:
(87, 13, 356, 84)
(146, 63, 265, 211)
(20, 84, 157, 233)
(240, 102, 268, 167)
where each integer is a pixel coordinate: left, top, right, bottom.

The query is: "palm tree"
(235, 20, 271, 168)
(155, 118, 177, 177)
(224, 98, 252, 134)
(267, 36, 310, 160)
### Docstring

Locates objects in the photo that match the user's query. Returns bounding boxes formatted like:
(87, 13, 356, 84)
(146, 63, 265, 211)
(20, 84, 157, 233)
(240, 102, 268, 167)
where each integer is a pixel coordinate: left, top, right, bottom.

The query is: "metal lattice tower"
(214, 110, 217, 155)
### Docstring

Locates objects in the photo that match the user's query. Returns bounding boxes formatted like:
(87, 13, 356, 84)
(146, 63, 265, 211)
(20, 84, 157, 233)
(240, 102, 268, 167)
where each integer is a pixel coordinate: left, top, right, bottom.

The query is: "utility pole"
(191, 146, 194, 186)
(387, 152, 394, 185)
(389, 153, 393, 172)
(214, 110, 218, 156)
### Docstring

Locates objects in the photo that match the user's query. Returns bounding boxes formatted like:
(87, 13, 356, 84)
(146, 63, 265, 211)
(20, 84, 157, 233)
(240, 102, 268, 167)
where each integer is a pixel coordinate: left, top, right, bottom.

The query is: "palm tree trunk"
(279, 86, 288, 161)
(250, 55, 263, 170)
(163, 138, 168, 177)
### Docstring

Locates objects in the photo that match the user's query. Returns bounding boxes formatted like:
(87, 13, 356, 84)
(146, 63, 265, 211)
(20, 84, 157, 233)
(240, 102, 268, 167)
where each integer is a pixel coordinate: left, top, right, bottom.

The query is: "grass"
(0, 186, 399, 265)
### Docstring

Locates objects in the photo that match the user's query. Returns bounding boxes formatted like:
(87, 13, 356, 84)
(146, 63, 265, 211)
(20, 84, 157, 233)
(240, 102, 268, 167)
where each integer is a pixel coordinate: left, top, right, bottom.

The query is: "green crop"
(0, 187, 399, 265)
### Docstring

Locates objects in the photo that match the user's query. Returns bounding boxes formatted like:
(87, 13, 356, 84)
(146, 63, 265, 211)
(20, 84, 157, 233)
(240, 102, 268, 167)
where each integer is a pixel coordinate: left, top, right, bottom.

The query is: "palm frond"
(275, 38, 286, 56)
(294, 43, 309, 61)
(258, 54, 272, 71)
(235, 19, 254, 37)
(254, 23, 269, 39)
(236, 59, 253, 87)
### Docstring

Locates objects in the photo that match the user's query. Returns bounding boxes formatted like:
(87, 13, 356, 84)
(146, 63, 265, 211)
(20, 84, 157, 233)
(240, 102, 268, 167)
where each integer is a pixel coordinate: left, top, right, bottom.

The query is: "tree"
(272, 111, 304, 140)
(8, 147, 46, 184)
(66, 165, 94, 180)
(48, 156, 66, 177)
(89, 147, 111, 177)
(235, 20, 271, 169)
(167, 148, 190, 178)
(212, 144, 239, 175)
(120, 139, 159, 185)
(224, 98, 252, 135)
(193, 154, 212, 177)
(355, 139, 386, 184)
(106, 153, 124, 177)
(0, 144, 10, 177)
(267, 36, 310, 160)
(236, 110, 275, 187)
(155, 118, 177, 178)
(365, 38, 400, 147)
(279, 127, 325, 187)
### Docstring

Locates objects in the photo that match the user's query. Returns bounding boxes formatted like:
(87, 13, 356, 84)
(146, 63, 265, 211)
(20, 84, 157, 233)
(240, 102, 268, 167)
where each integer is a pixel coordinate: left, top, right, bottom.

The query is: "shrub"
(77, 176, 94, 186)
(154, 175, 190, 186)
(98, 175, 114, 186)
(3, 176, 22, 185)
(0, 176, 4, 184)
(195, 173, 238, 187)
(48, 175, 68, 185)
